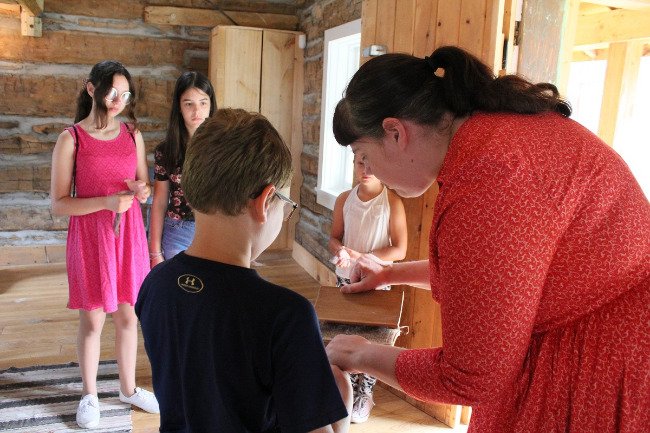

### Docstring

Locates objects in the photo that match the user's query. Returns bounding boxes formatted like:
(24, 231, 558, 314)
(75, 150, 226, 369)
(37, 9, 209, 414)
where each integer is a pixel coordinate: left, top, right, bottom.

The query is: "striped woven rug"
(0, 360, 132, 432)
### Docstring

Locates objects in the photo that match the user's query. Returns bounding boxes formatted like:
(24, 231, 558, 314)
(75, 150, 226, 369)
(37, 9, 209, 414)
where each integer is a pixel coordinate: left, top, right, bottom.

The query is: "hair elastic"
(424, 56, 445, 77)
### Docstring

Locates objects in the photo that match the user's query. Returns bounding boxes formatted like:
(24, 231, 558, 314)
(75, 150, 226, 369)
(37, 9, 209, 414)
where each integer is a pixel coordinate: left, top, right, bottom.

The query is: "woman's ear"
(86, 82, 95, 98)
(382, 117, 408, 150)
(250, 184, 275, 223)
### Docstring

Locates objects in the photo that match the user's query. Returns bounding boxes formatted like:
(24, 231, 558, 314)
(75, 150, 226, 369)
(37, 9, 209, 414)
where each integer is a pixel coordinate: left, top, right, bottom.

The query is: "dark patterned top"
(394, 112, 650, 433)
(153, 147, 194, 221)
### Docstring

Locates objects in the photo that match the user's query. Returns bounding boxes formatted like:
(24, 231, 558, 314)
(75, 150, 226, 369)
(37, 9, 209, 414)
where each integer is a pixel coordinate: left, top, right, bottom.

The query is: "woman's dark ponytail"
(74, 85, 93, 124)
(425, 46, 571, 117)
(333, 45, 571, 146)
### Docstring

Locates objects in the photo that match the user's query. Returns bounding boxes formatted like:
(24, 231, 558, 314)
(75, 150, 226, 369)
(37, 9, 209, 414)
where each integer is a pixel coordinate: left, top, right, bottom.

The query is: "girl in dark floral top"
(149, 72, 216, 266)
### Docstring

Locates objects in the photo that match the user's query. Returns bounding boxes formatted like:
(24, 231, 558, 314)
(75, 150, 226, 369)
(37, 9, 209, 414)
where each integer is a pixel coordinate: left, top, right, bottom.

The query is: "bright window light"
(567, 57, 650, 199)
(316, 19, 361, 210)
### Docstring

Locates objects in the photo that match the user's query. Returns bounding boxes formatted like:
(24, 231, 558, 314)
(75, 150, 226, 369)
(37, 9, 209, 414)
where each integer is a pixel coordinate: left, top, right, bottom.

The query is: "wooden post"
(598, 41, 643, 146)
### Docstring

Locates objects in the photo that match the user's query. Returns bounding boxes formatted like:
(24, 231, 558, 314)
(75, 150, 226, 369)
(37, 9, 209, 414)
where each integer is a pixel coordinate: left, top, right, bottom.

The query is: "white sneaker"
(76, 394, 100, 428)
(351, 393, 375, 423)
(119, 387, 160, 413)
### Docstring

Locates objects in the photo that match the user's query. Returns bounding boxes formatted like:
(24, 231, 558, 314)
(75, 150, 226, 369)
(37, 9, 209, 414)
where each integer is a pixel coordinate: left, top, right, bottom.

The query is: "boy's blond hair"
(182, 108, 292, 216)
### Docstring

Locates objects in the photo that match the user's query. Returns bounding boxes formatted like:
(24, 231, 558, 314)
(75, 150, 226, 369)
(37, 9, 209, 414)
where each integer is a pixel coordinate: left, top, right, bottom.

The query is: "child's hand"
(150, 255, 164, 267)
(106, 191, 135, 213)
(330, 247, 351, 267)
(124, 179, 150, 203)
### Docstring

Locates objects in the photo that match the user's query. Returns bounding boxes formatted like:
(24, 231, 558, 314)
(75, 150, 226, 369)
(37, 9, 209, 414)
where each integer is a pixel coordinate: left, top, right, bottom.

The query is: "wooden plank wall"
(360, 0, 503, 427)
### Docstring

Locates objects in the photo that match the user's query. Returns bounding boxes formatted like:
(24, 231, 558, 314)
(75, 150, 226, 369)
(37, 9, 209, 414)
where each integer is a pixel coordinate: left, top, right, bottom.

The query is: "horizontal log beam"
(575, 8, 650, 49)
(143, 6, 298, 31)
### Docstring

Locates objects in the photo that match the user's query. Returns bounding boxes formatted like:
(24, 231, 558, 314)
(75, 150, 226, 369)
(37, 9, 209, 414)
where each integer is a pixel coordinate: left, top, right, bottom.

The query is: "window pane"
(317, 20, 361, 209)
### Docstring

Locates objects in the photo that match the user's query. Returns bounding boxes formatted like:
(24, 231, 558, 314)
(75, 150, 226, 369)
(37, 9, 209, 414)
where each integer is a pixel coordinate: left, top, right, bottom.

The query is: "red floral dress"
(395, 112, 650, 432)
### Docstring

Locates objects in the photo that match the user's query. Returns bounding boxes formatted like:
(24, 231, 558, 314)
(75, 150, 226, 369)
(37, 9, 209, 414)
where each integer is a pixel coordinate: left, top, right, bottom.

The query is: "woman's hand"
(326, 334, 371, 373)
(341, 254, 392, 293)
(105, 191, 135, 213)
(124, 179, 150, 203)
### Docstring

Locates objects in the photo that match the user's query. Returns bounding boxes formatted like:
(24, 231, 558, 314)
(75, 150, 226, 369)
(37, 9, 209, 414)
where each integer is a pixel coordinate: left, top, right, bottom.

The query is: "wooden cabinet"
(209, 26, 304, 250)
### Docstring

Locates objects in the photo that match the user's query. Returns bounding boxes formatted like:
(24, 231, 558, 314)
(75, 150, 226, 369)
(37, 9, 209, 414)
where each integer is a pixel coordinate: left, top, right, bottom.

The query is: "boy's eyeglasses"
(105, 87, 132, 105)
(274, 191, 298, 221)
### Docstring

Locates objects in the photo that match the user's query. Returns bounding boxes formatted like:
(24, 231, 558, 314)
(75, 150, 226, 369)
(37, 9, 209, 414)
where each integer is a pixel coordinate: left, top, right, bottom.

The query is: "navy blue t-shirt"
(136, 252, 348, 433)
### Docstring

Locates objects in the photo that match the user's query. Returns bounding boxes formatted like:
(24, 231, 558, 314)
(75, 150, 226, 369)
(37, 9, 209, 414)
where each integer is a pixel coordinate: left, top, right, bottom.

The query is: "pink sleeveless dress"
(66, 123, 149, 313)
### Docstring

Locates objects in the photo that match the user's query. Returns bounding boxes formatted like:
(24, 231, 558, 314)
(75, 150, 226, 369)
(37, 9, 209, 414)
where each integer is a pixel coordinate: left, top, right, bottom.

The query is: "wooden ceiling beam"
(143, 6, 298, 31)
(580, 0, 650, 10)
(16, 0, 43, 37)
(575, 8, 650, 49)
(16, 0, 43, 16)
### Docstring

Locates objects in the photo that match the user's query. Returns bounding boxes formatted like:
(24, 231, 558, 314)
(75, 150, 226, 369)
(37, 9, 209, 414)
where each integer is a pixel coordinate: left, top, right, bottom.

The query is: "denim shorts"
(161, 216, 195, 260)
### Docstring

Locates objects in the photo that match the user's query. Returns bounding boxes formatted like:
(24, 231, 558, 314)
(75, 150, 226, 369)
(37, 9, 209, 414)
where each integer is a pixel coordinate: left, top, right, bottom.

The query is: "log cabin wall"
(0, 0, 300, 265)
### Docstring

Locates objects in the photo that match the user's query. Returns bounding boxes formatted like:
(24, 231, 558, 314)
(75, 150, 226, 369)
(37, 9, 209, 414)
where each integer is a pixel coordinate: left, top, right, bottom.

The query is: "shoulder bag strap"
(70, 125, 79, 198)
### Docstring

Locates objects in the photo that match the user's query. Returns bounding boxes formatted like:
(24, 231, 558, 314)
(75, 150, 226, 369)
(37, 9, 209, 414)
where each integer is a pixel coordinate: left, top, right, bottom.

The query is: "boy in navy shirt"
(136, 109, 352, 432)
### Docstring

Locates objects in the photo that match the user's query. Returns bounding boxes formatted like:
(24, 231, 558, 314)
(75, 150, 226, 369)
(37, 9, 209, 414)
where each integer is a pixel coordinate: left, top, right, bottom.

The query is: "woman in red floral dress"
(325, 46, 649, 432)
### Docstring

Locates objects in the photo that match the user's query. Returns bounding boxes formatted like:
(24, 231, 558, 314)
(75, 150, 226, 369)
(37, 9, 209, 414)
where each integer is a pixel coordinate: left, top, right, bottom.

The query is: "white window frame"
(316, 19, 361, 210)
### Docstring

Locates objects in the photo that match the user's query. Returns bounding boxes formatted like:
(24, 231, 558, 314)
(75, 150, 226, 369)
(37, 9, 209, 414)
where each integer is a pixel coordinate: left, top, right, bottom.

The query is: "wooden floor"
(0, 250, 458, 432)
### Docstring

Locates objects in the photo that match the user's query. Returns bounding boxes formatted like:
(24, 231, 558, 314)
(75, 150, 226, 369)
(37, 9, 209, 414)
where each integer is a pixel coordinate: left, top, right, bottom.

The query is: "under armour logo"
(177, 274, 204, 293)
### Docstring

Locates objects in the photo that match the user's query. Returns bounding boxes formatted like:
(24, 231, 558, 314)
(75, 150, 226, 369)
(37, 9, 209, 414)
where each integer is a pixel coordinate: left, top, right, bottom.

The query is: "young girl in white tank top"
(328, 154, 408, 423)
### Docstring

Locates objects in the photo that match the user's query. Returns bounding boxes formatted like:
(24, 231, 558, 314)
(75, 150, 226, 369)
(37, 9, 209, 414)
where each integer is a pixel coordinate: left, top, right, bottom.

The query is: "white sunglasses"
(105, 87, 132, 105)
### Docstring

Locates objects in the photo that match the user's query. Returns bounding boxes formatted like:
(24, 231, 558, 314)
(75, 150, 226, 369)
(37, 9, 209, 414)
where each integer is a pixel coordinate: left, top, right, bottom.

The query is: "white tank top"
(336, 185, 392, 279)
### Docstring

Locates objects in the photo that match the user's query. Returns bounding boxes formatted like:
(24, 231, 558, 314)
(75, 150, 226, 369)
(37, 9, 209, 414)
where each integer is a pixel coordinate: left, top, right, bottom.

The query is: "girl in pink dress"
(50, 60, 159, 428)
(325, 46, 649, 432)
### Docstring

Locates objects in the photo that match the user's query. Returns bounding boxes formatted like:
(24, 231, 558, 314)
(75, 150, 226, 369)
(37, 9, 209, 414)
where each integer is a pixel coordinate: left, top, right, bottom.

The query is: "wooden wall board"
(394, 0, 416, 54)
(459, 0, 489, 60)
(435, 0, 462, 48)
(412, 0, 439, 57)
(501, 0, 518, 74)
(375, 0, 396, 52)
(360, 0, 378, 64)
(483, 0, 506, 73)
(210, 26, 262, 111)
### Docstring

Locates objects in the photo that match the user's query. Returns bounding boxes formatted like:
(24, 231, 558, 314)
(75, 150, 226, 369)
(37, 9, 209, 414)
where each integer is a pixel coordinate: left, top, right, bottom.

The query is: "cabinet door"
(261, 30, 299, 250)
(209, 26, 304, 251)
(210, 26, 262, 111)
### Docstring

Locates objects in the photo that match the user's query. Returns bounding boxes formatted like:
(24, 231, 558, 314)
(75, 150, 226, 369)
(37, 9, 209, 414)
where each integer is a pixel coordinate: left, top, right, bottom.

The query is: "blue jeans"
(162, 217, 195, 260)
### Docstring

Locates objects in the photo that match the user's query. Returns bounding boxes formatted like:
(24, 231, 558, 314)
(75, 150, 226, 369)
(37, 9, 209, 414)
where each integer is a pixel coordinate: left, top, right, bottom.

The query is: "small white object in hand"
(330, 248, 350, 265)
